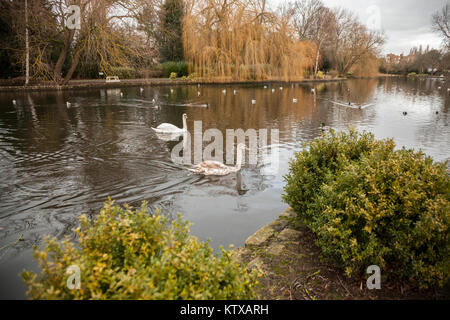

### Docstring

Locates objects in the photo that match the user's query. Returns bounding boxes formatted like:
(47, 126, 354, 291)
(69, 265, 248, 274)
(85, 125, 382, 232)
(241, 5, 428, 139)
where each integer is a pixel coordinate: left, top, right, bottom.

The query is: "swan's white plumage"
(152, 123, 181, 132)
(152, 113, 187, 133)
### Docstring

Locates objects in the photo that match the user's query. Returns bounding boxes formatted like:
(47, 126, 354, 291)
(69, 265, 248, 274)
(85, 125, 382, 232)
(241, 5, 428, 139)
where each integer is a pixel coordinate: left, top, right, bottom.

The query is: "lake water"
(0, 77, 449, 299)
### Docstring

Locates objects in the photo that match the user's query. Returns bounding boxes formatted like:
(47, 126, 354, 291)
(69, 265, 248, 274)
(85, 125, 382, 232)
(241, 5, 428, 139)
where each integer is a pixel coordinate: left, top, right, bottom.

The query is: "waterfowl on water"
(222, 89, 226, 94)
(12, 100, 16, 105)
(189, 143, 246, 176)
(403, 111, 408, 115)
(251, 99, 256, 105)
(293, 98, 298, 103)
(66, 101, 71, 108)
(311, 88, 315, 93)
(152, 113, 187, 133)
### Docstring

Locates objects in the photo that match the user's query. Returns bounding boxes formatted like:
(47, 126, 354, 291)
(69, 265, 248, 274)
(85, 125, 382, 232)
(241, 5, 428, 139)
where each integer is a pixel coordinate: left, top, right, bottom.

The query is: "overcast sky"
(272, 0, 447, 55)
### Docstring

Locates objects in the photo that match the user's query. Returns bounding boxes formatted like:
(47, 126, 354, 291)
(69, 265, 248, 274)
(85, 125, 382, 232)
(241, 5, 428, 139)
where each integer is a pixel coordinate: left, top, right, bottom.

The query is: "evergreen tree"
(160, 0, 184, 62)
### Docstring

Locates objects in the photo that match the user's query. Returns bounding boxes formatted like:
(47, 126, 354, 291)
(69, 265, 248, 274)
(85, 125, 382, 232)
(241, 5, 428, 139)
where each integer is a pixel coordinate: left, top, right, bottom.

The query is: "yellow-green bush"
(22, 200, 259, 299)
(283, 130, 450, 288)
(169, 72, 177, 80)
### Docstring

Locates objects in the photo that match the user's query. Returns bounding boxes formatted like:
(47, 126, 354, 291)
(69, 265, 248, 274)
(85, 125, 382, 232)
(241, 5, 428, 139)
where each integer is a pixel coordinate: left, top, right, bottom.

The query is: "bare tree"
(326, 8, 385, 75)
(291, 0, 334, 75)
(432, 3, 450, 50)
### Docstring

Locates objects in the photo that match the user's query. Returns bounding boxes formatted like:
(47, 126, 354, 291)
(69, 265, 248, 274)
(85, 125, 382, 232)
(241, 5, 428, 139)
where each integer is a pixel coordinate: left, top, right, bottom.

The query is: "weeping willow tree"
(183, 0, 316, 81)
(350, 52, 380, 77)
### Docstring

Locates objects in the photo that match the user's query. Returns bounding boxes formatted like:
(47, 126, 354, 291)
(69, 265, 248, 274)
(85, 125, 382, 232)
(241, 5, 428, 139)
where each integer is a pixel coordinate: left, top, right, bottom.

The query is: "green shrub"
(408, 72, 417, 78)
(316, 71, 324, 79)
(109, 67, 136, 79)
(169, 72, 177, 80)
(162, 61, 189, 78)
(283, 130, 450, 288)
(22, 200, 259, 299)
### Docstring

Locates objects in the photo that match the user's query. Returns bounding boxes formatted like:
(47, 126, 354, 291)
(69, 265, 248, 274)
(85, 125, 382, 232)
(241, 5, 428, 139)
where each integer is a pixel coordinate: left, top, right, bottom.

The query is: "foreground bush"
(22, 200, 259, 299)
(283, 130, 450, 288)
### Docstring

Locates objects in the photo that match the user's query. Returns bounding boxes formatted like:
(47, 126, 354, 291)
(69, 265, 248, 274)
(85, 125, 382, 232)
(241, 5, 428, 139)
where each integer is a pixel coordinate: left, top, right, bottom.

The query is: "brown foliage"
(182, 0, 317, 81)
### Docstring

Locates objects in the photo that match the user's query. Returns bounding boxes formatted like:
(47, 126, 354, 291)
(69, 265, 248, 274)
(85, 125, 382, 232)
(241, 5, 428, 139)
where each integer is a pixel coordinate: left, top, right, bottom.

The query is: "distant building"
(386, 53, 400, 65)
(385, 53, 416, 65)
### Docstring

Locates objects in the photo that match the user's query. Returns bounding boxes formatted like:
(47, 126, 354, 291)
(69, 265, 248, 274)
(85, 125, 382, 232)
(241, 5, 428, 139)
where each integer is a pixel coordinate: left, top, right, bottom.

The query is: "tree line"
(0, 0, 385, 84)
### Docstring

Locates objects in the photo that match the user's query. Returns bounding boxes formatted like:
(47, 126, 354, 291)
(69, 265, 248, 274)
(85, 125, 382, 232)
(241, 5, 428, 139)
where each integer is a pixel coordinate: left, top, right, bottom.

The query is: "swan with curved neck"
(189, 144, 246, 176)
(152, 113, 188, 133)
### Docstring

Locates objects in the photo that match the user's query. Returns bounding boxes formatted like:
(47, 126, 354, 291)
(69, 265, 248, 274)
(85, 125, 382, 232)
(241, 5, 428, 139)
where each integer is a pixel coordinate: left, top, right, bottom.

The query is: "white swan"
(189, 144, 246, 176)
(152, 113, 188, 133)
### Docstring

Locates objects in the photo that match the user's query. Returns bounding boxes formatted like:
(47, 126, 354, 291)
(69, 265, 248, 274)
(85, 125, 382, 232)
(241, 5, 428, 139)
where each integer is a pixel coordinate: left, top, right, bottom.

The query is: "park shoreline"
(0, 77, 350, 92)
